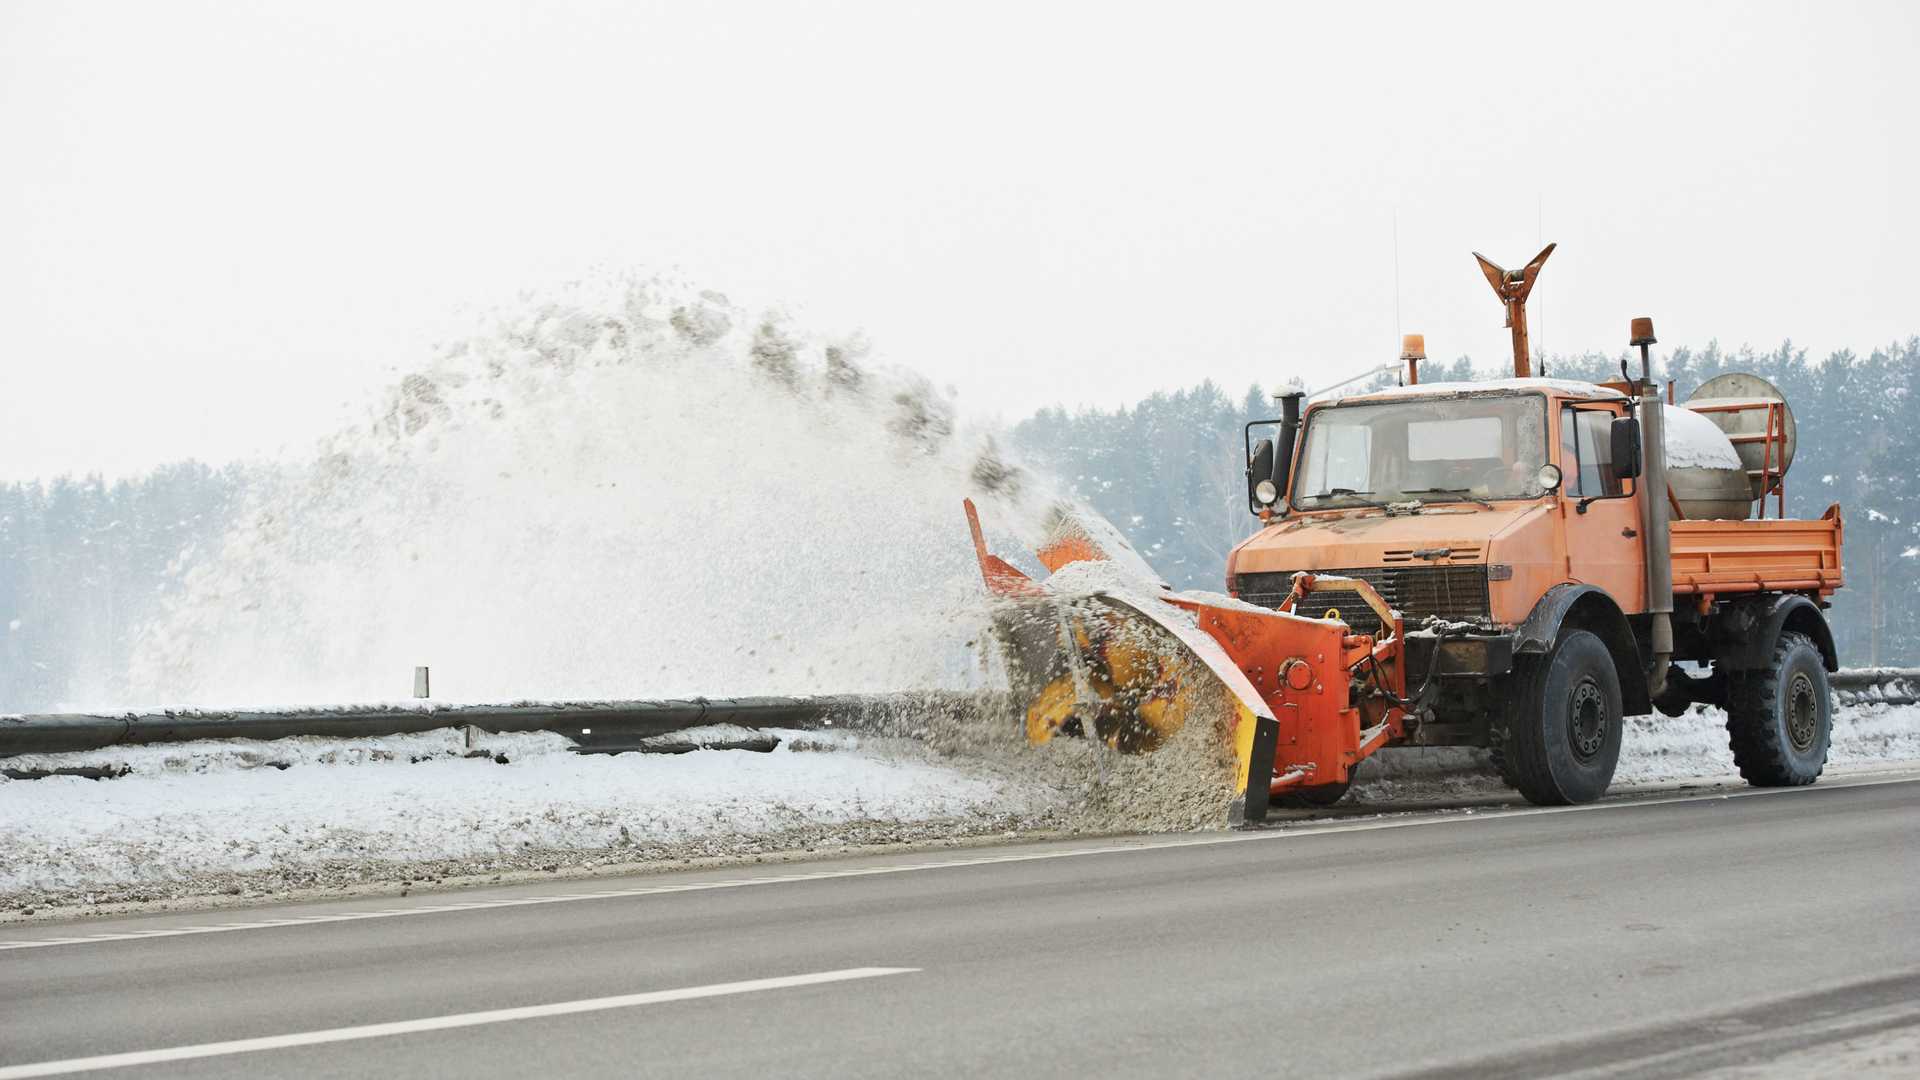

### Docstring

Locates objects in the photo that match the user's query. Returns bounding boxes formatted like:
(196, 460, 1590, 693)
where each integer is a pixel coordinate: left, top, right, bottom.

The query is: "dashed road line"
(0, 967, 918, 1078)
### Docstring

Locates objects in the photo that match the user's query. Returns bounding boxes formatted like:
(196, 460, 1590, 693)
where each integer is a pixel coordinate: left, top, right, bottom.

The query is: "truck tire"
(1496, 629, 1623, 805)
(1725, 631, 1830, 787)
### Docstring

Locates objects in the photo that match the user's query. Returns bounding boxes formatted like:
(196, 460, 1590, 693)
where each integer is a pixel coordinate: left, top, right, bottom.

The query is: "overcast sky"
(3, 0, 1914, 481)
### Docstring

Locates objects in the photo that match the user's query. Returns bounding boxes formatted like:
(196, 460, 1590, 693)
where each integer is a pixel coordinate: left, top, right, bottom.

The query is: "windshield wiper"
(1305, 487, 1392, 510)
(1404, 487, 1495, 509)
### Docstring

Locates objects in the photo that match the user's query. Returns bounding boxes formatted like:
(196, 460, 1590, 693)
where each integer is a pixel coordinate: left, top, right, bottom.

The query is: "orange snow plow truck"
(967, 244, 1844, 824)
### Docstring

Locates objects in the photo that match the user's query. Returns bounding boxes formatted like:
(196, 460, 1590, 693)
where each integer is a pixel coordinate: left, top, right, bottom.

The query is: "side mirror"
(1610, 417, 1643, 479)
(1247, 437, 1277, 511)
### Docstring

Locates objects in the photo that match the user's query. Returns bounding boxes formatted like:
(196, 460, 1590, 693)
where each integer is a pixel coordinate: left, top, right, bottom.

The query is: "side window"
(1559, 405, 1627, 498)
(1559, 405, 1583, 495)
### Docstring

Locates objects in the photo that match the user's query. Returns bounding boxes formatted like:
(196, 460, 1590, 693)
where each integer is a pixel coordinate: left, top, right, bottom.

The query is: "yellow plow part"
(965, 500, 1275, 802)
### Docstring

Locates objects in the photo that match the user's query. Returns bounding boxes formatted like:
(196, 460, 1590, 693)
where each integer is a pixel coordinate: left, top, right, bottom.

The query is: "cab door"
(1558, 402, 1646, 613)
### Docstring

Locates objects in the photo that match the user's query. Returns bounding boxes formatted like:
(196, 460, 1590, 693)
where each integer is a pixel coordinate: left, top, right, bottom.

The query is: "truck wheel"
(1725, 631, 1830, 787)
(1498, 629, 1623, 806)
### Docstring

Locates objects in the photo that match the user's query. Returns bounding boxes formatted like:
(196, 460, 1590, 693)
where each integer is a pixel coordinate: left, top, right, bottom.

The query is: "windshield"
(1293, 393, 1549, 508)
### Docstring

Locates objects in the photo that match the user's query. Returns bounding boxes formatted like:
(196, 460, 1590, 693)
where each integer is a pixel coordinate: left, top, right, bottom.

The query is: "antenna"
(1536, 195, 1545, 372)
(1392, 208, 1402, 343)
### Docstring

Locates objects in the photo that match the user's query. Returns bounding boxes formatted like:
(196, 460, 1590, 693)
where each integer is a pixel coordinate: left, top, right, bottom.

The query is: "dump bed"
(1669, 503, 1844, 601)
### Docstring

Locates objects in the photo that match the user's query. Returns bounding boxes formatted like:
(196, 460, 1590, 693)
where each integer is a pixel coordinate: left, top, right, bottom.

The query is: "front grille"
(1235, 565, 1492, 637)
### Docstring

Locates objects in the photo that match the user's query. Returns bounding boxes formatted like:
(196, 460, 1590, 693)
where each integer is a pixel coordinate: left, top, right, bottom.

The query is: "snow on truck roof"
(1344, 377, 1626, 401)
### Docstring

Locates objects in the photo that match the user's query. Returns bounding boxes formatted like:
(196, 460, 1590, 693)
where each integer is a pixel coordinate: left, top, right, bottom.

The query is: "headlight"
(1255, 480, 1279, 505)
(1537, 464, 1563, 491)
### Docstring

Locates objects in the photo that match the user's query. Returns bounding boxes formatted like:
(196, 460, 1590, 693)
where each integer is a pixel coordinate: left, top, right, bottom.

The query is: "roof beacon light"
(1400, 333, 1426, 385)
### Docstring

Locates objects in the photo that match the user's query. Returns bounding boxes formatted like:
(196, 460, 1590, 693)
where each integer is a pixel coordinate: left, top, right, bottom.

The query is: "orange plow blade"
(963, 499, 1410, 824)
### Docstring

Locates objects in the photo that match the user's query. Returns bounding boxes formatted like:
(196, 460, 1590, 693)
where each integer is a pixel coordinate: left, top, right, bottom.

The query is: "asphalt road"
(3, 776, 1917, 1079)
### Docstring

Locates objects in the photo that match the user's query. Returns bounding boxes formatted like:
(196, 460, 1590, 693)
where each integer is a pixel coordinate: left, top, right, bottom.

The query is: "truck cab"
(1231, 379, 1643, 624)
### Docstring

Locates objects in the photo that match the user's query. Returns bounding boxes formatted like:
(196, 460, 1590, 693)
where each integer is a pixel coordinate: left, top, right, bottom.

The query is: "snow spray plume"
(121, 276, 1064, 707)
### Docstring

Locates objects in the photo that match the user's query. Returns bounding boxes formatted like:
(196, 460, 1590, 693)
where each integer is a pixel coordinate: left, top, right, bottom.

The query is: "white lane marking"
(0, 967, 916, 1079)
(2, 774, 1912, 954)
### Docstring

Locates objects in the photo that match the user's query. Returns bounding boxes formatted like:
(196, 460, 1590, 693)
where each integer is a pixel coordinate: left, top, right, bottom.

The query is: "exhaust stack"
(1633, 317, 1674, 696)
(1473, 244, 1556, 378)
(1274, 390, 1304, 501)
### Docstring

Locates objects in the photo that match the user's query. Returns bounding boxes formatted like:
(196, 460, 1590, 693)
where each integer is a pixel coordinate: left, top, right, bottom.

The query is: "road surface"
(3, 775, 1917, 1078)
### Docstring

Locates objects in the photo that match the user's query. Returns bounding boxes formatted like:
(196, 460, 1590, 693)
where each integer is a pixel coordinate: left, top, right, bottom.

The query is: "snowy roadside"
(1353, 700, 1920, 800)
(2, 701, 1915, 919)
(0, 728, 1060, 916)
(1618, 700, 1920, 783)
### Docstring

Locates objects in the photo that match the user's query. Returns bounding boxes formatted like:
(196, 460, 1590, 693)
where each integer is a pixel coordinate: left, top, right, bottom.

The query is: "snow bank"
(1618, 700, 1920, 784)
(3, 700, 1912, 912)
(0, 730, 1049, 905)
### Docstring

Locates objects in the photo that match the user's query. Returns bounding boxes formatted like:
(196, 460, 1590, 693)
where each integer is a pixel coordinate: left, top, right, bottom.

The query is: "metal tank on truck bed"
(964, 243, 1845, 821)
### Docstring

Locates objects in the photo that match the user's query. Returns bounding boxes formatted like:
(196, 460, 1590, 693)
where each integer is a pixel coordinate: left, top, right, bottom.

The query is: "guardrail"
(1828, 668, 1920, 706)
(1, 668, 1911, 767)
(0, 691, 998, 761)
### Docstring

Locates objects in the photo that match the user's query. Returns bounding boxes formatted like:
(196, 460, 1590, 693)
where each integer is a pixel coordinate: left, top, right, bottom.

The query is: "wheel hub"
(1569, 679, 1607, 761)
(1786, 672, 1819, 752)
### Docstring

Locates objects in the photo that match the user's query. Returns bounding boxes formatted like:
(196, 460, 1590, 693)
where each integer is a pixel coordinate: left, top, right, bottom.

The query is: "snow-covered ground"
(1, 701, 1915, 915)
(1619, 701, 1920, 784)
(0, 728, 1057, 912)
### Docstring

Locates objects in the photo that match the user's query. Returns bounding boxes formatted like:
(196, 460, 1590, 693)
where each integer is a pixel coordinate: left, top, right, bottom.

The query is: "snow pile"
(0, 730, 1054, 906)
(1617, 700, 1920, 784)
(105, 276, 1074, 709)
(907, 642, 1248, 834)
(958, 559, 1270, 832)
(0, 685, 1240, 910)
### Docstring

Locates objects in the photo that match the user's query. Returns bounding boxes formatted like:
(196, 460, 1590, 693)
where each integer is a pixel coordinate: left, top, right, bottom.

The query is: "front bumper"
(1406, 631, 1514, 678)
